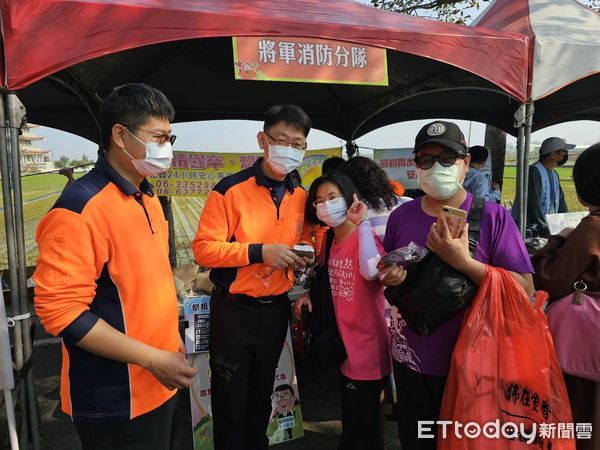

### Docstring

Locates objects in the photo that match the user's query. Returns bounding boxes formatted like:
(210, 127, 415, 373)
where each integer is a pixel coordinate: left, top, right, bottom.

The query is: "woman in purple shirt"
(380, 121, 534, 450)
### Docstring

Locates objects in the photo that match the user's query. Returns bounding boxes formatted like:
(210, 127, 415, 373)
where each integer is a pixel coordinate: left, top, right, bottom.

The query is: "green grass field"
(0, 172, 83, 203)
(0, 194, 59, 269)
(501, 165, 584, 212)
(0, 173, 84, 269)
(502, 166, 573, 179)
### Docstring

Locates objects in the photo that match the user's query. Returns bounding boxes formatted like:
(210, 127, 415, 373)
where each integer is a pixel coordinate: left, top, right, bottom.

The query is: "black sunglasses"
(414, 150, 463, 170)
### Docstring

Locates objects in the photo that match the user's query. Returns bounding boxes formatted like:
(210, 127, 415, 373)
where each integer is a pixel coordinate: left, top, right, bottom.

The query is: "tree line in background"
(54, 154, 92, 169)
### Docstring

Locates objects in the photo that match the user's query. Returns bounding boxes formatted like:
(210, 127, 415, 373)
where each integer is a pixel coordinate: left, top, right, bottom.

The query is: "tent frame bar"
(0, 91, 41, 450)
(1, 287, 19, 450)
(514, 102, 534, 238)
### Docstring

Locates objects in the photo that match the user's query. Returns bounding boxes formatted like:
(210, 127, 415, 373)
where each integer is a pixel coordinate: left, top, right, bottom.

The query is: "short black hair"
(468, 145, 489, 165)
(305, 172, 359, 225)
(263, 105, 311, 138)
(99, 83, 175, 152)
(273, 384, 295, 396)
(341, 156, 396, 211)
(322, 156, 346, 175)
(573, 143, 600, 207)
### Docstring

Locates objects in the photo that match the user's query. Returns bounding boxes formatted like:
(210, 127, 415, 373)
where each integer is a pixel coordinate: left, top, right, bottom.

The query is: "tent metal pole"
(1, 287, 19, 450)
(516, 126, 526, 237)
(0, 93, 29, 446)
(514, 103, 527, 238)
(523, 103, 534, 229)
(3, 390, 19, 450)
(6, 92, 41, 450)
(0, 95, 24, 367)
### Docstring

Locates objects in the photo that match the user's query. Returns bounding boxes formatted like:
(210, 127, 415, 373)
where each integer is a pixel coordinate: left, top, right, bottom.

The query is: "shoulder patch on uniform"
(213, 167, 255, 196)
(52, 169, 109, 214)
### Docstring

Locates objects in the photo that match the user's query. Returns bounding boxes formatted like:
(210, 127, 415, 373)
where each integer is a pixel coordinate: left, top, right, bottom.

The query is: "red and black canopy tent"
(472, 0, 600, 234)
(0, 0, 529, 141)
(0, 1, 530, 449)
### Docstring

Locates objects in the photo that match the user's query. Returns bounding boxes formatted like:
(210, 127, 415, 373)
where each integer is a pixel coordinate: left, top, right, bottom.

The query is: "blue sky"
(33, 0, 600, 160)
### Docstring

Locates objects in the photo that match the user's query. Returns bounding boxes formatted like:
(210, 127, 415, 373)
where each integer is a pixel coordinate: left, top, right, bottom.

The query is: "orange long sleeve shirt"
(34, 157, 179, 422)
(193, 158, 312, 297)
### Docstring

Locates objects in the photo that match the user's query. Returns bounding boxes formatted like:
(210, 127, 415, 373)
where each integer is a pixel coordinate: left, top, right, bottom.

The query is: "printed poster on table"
(545, 211, 589, 236)
(184, 296, 304, 449)
(233, 36, 388, 86)
(373, 148, 419, 190)
(151, 148, 342, 197)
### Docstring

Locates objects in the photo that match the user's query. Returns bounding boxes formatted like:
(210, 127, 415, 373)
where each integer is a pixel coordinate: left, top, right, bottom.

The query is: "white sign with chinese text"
(188, 328, 304, 449)
(373, 148, 418, 190)
(546, 211, 589, 236)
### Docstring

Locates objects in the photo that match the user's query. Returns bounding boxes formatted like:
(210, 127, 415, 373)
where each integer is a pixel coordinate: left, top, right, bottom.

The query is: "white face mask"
(416, 161, 464, 200)
(123, 129, 173, 177)
(316, 197, 348, 227)
(266, 144, 304, 176)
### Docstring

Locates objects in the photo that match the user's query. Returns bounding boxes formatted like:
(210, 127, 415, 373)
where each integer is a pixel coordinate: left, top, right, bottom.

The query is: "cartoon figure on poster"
(266, 330, 304, 444)
(185, 295, 304, 448)
(267, 384, 303, 443)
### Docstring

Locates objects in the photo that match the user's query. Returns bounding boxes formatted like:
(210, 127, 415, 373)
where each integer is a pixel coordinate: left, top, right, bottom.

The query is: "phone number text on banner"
(151, 152, 257, 197)
(151, 149, 342, 197)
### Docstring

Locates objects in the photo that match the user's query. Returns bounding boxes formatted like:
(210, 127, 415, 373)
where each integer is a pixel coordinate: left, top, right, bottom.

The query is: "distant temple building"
(20, 123, 53, 173)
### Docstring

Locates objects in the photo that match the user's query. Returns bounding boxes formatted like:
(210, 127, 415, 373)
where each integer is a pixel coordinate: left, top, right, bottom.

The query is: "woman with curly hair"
(341, 156, 411, 429)
(341, 156, 410, 240)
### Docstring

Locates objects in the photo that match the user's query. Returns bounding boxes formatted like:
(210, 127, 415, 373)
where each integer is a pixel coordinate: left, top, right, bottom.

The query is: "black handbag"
(384, 197, 485, 336)
(305, 229, 347, 371)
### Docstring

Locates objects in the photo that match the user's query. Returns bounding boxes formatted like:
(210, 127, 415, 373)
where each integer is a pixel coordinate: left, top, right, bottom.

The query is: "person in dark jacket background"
(512, 137, 573, 236)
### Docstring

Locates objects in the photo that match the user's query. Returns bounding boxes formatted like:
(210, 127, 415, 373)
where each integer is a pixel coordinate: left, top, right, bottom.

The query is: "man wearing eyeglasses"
(511, 136, 574, 237)
(193, 105, 314, 450)
(34, 83, 197, 450)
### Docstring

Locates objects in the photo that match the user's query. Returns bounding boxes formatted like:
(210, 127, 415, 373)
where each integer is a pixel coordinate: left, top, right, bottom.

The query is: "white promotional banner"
(373, 148, 419, 190)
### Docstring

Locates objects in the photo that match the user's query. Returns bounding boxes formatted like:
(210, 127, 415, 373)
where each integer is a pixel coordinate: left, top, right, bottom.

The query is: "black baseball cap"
(414, 121, 468, 157)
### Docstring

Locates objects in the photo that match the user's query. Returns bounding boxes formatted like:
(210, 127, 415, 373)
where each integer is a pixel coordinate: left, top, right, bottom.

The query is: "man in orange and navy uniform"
(193, 105, 314, 450)
(34, 84, 197, 450)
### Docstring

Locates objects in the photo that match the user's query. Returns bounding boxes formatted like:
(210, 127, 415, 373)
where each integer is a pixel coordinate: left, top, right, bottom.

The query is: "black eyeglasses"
(126, 125, 176, 146)
(266, 132, 307, 151)
(414, 150, 463, 170)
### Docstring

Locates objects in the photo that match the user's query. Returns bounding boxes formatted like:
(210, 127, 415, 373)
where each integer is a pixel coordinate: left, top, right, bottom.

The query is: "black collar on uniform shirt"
(95, 155, 154, 197)
(252, 157, 298, 194)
